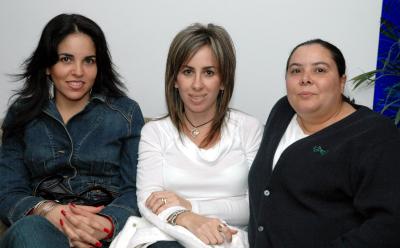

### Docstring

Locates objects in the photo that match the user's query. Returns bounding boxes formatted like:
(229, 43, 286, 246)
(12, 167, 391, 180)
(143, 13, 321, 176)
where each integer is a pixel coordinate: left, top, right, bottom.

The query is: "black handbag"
(33, 175, 115, 206)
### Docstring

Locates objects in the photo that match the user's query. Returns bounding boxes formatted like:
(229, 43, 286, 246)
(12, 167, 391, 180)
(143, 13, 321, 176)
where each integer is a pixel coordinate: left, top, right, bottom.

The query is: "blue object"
(373, 0, 400, 125)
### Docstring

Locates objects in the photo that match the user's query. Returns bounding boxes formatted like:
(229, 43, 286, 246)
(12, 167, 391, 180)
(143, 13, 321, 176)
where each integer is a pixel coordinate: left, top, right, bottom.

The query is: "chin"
(293, 104, 320, 115)
(66, 93, 90, 101)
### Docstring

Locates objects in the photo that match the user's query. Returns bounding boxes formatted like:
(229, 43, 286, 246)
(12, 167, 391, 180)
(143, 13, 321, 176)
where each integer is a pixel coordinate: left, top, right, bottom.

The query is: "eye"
(59, 56, 72, 63)
(182, 69, 193, 75)
(290, 68, 301, 74)
(315, 67, 327, 73)
(84, 57, 96, 64)
(205, 70, 215, 77)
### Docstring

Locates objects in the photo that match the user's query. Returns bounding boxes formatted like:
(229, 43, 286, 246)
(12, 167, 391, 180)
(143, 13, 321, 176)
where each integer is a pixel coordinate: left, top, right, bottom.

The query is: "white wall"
(0, 0, 382, 122)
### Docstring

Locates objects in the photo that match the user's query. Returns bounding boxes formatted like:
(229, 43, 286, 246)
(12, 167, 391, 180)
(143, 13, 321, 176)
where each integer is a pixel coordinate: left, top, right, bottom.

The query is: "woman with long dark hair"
(0, 13, 144, 248)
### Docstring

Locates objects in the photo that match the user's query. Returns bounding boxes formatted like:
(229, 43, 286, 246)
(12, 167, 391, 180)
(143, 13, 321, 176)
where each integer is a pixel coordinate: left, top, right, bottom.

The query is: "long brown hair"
(165, 23, 236, 147)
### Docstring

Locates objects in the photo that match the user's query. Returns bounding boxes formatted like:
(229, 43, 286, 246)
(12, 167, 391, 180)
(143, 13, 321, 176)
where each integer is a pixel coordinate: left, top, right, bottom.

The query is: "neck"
(184, 107, 216, 127)
(55, 96, 90, 124)
(297, 102, 354, 134)
(183, 108, 217, 140)
(184, 112, 214, 128)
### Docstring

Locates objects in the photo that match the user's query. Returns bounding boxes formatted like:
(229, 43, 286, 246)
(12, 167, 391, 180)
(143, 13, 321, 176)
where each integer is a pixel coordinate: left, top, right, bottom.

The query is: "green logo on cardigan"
(313, 145, 328, 156)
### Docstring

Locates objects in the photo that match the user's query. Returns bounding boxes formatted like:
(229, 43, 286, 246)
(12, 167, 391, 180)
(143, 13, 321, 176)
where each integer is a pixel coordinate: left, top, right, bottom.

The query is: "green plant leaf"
(395, 108, 400, 125)
(350, 70, 379, 89)
(381, 19, 400, 41)
(380, 98, 400, 114)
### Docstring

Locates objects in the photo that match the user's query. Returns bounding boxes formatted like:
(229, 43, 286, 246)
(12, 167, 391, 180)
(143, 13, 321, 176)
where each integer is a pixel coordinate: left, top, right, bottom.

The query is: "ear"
(220, 85, 225, 90)
(174, 84, 178, 88)
(340, 75, 347, 93)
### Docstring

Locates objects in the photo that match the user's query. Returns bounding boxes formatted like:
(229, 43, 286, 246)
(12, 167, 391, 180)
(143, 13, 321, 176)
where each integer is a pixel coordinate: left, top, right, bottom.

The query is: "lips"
(189, 94, 206, 103)
(67, 80, 84, 90)
(298, 91, 315, 97)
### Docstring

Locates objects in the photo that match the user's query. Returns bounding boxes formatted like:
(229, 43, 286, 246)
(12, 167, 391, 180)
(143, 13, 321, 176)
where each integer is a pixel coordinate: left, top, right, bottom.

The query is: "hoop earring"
(47, 77, 55, 99)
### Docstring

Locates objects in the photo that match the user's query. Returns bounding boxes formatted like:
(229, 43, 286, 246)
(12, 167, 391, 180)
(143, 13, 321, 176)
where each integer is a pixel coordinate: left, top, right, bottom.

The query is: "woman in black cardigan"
(248, 39, 400, 248)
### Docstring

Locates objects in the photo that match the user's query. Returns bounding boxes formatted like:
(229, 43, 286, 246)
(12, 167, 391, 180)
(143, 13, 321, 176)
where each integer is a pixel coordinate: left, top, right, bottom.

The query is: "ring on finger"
(68, 238, 74, 247)
(161, 198, 167, 205)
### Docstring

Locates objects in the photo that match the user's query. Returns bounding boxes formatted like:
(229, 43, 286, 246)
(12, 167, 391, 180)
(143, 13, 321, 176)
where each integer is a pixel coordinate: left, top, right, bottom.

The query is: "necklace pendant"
(191, 128, 200, 138)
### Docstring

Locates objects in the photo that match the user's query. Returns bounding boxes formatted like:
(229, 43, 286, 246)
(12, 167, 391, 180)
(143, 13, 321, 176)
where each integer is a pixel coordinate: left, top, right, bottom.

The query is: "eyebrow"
(58, 53, 96, 58)
(312, 61, 330, 67)
(58, 53, 73, 57)
(181, 65, 217, 70)
(288, 61, 330, 67)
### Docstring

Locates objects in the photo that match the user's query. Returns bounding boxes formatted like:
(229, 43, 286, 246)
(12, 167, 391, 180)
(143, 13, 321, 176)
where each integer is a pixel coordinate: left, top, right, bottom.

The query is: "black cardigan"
(248, 96, 400, 248)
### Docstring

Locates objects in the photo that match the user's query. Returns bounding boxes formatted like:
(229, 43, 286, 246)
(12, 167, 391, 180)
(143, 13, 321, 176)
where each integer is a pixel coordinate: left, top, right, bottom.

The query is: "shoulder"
(3, 98, 48, 126)
(351, 105, 399, 142)
(141, 116, 176, 139)
(226, 109, 264, 142)
(270, 96, 293, 116)
(227, 109, 262, 129)
(263, 96, 295, 129)
(104, 96, 142, 120)
(107, 96, 140, 111)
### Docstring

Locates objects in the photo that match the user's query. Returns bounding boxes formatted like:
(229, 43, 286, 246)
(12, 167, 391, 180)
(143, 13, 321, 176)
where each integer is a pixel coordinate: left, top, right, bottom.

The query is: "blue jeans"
(149, 241, 184, 248)
(0, 216, 69, 248)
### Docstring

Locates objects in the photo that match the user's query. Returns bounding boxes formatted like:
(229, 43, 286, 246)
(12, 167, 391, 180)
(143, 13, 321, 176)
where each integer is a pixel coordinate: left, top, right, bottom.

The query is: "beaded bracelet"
(33, 200, 59, 217)
(166, 209, 190, 225)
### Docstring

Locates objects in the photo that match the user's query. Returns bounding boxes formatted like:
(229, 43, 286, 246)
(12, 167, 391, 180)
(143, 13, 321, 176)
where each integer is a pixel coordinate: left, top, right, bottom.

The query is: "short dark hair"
(4, 13, 126, 139)
(285, 39, 346, 77)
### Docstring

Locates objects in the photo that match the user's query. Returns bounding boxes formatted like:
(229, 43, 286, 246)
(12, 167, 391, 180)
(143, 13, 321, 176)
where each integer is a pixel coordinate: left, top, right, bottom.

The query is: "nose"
(300, 71, 312, 85)
(72, 62, 83, 77)
(191, 73, 203, 90)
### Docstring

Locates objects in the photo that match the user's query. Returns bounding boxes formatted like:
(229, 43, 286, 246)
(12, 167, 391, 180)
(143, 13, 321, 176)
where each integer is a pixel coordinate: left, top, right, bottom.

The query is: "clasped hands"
(46, 203, 112, 248)
(146, 191, 238, 246)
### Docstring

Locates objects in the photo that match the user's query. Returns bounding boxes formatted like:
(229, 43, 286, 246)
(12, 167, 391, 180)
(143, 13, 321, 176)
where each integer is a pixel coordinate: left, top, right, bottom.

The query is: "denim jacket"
(0, 94, 144, 238)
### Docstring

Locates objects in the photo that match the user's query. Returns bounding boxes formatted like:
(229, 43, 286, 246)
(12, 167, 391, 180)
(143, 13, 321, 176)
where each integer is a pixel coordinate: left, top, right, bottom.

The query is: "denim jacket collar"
(43, 93, 107, 122)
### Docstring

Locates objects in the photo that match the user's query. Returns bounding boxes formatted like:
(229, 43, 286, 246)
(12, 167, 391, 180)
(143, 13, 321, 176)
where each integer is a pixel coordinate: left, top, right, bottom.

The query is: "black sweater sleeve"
(328, 124, 400, 248)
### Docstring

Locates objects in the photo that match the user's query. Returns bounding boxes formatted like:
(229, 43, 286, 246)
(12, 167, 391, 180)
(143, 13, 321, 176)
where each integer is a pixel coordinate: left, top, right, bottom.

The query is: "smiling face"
(48, 32, 97, 108)
(285, 44, 346, 119)
(175, 45, 224, 120)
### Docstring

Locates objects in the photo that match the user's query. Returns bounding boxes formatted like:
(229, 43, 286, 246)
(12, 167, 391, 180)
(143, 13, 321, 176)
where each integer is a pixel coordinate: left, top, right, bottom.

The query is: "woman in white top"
(111, 23, 262, 248)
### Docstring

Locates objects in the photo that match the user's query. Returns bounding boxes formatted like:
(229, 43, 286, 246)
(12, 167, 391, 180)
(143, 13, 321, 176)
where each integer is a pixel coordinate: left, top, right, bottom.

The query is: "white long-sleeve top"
(137, 109, 263, 227)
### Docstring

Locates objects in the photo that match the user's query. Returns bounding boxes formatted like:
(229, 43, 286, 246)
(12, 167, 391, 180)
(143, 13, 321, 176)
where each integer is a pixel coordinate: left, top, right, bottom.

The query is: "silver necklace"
(184, 112, 214, 138)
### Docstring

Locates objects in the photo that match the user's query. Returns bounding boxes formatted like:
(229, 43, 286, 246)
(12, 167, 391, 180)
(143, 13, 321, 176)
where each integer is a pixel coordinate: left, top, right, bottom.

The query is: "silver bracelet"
(33, 200, 48, 211)
(167, 209, 190, 225)
(33, 200, 59, 217)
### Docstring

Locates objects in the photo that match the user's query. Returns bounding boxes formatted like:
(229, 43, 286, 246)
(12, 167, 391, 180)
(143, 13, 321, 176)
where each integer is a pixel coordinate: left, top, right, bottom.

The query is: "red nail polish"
(60, 219, 64, 226)
(70, 203, 76, 208)
(103, 228, 111, 233)
(95, 242, 102, 247)
(61, 210, 66, 216)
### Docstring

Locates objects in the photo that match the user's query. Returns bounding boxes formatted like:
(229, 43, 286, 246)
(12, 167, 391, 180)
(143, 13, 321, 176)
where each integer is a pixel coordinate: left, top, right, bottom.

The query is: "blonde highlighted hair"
(165, 23, 236, 147)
